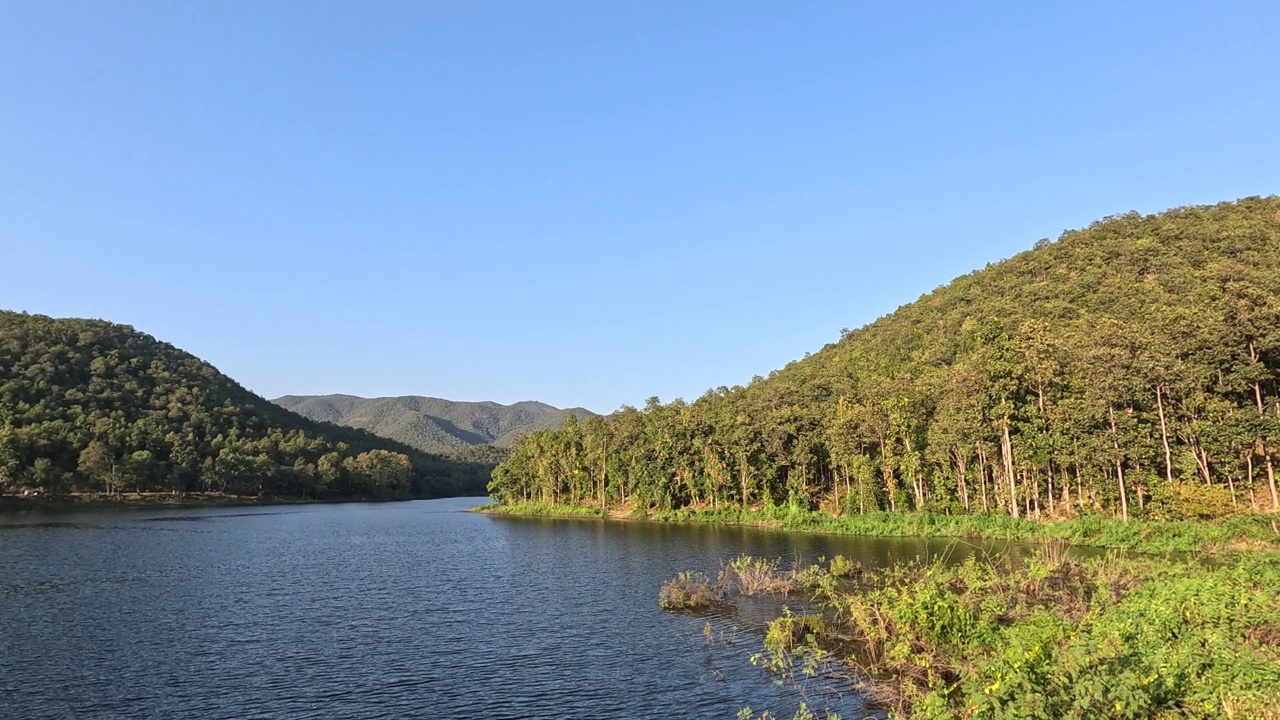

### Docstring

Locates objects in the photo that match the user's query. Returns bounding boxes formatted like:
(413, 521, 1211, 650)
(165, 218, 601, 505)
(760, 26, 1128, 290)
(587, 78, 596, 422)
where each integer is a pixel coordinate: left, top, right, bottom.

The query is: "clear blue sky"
(2, 2, 1277, 413)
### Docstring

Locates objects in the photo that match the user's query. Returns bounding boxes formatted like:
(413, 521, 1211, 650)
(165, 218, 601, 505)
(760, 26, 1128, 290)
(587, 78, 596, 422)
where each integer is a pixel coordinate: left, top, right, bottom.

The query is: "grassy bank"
(477, 501, 609, 519)
(478, 502, 1280, 553)
(668, 548, 1280, 719)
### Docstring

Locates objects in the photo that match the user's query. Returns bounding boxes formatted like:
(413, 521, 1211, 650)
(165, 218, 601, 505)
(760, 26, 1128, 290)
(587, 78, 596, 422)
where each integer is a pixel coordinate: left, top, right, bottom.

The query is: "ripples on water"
(0, 498, 1014, 719)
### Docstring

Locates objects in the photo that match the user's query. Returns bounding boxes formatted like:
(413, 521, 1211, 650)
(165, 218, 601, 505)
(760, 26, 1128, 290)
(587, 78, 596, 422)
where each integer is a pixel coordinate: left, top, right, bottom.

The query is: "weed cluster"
(669, 547, 1280, 718)
(657, 571, 729, 609)
(659, 555, 864, 609)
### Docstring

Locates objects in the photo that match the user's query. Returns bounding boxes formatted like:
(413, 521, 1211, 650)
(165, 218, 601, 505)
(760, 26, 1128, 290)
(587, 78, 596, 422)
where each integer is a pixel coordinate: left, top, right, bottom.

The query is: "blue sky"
(2, 1, 1277, 413)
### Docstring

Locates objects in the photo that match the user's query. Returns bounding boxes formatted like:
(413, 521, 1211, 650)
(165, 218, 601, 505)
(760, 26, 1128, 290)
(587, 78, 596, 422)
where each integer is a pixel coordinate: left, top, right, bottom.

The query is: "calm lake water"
(0, 498, 1013, 719)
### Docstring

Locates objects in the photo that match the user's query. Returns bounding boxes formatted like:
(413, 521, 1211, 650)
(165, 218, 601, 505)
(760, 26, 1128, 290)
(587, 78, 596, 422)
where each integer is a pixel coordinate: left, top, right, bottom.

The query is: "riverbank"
(0, 492, 407, 512)
(669, 548, 1280, 719)
(478, 502, 1280, 554)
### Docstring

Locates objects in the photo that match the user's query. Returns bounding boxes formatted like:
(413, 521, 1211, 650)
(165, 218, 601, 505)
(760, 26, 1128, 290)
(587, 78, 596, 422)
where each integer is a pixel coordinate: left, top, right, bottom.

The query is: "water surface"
(1, 498, 1014, 719)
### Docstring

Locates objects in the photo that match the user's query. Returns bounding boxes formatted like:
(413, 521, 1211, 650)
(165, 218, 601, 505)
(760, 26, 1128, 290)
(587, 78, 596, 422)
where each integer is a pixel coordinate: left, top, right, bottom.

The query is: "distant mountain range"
(272, 394, 596, 454)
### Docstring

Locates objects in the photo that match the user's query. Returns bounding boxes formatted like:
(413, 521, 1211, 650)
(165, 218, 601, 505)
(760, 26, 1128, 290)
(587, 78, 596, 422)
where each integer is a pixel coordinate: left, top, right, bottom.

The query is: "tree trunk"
(1268, 455, 1278, 512)
(845, 463, 855, 514)
(904, 436, 922, 511)
(1189, 440, 1212, 484)
(1246, 452, 1254, 500)
(828, 461, 840, 513)
(622, 461, 631, 506)
(1001, 416, 1017, 517)
(1074, 461, 1084, 510)
(976, 442, 990, 513)
(1248, 341, 1278, 511)
(599, 444, 608, 511)
(880, 436, 896, 513)
(1155, 384, 1173, 485)
(1047, 466, 1055, 517)
(1033, 469, 1042, 519)
(1109, 405, 1129, 521)
(1251, 339, 1264, 413)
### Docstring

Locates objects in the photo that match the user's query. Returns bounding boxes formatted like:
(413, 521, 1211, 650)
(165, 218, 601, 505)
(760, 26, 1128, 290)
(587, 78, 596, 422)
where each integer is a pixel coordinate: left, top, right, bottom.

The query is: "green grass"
(678, 549, 1280, 719)
(842, 552, 1280, 718)
(474, 501, 606, 518)
(480, 501, 1280, 553)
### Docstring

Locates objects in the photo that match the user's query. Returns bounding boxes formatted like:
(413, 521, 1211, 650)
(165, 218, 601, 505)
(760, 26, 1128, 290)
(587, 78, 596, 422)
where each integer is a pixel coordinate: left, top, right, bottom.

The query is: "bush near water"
(665, 549, 1280, 719)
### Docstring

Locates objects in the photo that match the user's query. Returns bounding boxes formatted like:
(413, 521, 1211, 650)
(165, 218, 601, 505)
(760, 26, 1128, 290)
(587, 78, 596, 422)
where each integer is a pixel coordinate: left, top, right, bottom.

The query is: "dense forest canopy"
(274, 393, 593, 454)
(0, 312, 490, 500)
(490, 197, 1280, 520)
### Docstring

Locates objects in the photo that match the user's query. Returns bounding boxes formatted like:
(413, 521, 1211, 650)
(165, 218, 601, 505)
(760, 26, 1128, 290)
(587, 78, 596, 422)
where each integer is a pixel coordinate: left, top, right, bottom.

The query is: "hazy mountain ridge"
(274, 394, 596, 453)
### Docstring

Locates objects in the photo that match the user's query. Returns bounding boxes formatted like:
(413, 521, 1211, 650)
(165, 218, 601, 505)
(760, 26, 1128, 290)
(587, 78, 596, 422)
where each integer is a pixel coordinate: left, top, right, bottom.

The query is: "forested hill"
(0, 312, 491, 500)
(491, 196, 1280, 520)
(273, 394, 596, 453)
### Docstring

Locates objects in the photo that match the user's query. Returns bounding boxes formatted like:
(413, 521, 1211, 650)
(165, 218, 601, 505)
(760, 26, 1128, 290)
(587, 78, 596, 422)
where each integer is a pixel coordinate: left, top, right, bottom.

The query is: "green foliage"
(475, 501, 605, 518)
(1146, 480, 1238, 520)
(441, 442, 511, 468)
(729, 551, 1280, 719)
(0, 311, 488, 500)
(827, 554, 861, 578)
(491, 198, 1280, 522)
(952, 556, 1280, 719)
(762, 607, 827, 654)
(750, 605, 838, 694)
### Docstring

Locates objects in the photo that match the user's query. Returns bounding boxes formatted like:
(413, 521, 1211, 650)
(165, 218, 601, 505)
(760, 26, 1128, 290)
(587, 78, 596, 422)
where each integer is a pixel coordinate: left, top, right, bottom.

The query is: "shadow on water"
(0, 521, 109, 531)
(487, 512, 1103, 571)
(132, 511, 298, 523)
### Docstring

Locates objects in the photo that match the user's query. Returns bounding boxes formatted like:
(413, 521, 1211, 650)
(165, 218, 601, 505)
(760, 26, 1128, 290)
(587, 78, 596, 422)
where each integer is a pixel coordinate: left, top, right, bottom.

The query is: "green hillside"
(274, 394, 595, 453)
(0, 312, 491, 500)
(490, 197, 1280, 520)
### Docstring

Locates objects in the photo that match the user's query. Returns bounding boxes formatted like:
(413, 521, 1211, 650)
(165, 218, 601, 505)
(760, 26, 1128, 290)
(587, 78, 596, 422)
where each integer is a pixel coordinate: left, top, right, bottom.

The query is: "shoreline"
(477, 502, 1280, 554)
(0, 493, 424, 513)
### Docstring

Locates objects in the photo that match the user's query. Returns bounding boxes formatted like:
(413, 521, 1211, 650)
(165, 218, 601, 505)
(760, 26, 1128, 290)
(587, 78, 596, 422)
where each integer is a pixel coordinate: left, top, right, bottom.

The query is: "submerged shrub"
(658, 571, 728, 609)
(728, 555, 800, 596)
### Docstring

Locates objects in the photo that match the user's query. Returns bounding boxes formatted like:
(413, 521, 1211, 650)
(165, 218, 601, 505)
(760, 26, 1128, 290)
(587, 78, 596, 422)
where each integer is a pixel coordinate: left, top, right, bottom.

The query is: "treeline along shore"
(488, 198, 1280, 527)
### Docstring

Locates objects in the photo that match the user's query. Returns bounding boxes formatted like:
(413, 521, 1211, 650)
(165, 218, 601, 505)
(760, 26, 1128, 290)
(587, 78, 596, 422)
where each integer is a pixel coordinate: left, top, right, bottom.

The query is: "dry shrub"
(658, 571, 728, 609)
(728, 555, 800, 596)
